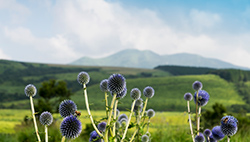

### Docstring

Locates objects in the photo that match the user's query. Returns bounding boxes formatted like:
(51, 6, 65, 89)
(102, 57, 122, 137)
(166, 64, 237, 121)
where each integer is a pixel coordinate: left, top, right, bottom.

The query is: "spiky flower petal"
(60, 115, 82, 139)
(192, 81, 203, 91)
(39, 111, 53, 126)
(112, 87, 127, 99)
(59, 100, 77, 118)
(194, 90, 210, 106)
(89, 130, 102, 142)
(143, 86, 155, 98)
(146, 109, 155, 118)
(24, 84, 37, 97)
(141, 134, 149, 142)
(195, 133, 205, 142)
(184, 92, 193, 101)
(100, 79, 109, 92)
(108, 74, 126, 94)
(77, 71, 90, 85)
(97, 122, 106, 133)
(130, 88, 141, 100)
(220, 115, 238, 136)
(212, 126, 225, 141)
(203, 129, 212, 137)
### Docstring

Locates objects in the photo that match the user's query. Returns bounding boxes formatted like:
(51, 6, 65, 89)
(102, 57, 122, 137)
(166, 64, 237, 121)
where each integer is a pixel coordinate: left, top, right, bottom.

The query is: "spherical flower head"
(39, 111, 53, 126)
(60, 115, 82, 139)
(146, 109, 155, 118)
(194, 90, 210, 107)
(184, 92, 193, 101)
(135, 98, 143, 106)
(118, 114, 128, 122)
(100, 79, 109, 92)
(89, 130, 102, 142)
(97, 122, 106, 132)
(119, 118, 128, 127)
(108, 74, 126, 94)
(130, 88, 141, 100)
(203, 129, 212, 137)
(115, 121, 121, 130)
(143, 86, 155, 98)
(141, 134, 149, 142)
(209, 135, 217, 142)
(24, 84, 37, 97)
(192, 81, 203, 91)
(220, 115, 238, 136)
(77, 71, 90, 85)
(112, 87, 127, 99)
(212, 126, 225, 141)
(59, 100, 77, 118)
(195, 133, 205, 142)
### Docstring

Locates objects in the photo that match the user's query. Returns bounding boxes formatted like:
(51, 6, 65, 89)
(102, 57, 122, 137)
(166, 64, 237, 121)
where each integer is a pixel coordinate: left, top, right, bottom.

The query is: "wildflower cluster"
(184, 81, 238, 142)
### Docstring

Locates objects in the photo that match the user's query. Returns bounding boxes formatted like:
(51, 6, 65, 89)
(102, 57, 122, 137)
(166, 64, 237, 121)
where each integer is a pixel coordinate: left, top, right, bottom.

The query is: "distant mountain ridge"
(70, 49, 249, 70)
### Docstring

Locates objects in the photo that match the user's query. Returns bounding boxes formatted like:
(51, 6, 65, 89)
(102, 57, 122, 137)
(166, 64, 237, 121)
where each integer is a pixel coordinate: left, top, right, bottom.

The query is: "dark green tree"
(35, 79, 73, 114)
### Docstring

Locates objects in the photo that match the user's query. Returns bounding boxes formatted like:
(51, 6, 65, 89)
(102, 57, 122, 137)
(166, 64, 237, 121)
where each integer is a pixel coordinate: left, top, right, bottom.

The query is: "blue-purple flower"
(60, 115, 82, 139)
(59, 100, 77, 118)
(195, 133, 205, 142)
(192, 81, 203, 91)
(184, 92, 193, 101)
(108, 74, 126, 94)
(212, 126, 225, 141)
(24, 84, 37, 97)
(220, 115, 238, 136)
(77, 71, 90, 85)
(89, 130, 102, 142)
(143, 86, 155, 98)
(100, 79, 109, 92)
(39, 111, 53, 126)
(130, 88, 141, 100)
(194, 90, 210, 106)
(97, 122, 106, 133)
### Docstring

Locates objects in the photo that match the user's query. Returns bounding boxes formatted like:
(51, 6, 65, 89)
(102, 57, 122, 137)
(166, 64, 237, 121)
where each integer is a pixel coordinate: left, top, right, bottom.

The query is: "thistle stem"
(61, 136, 65, 142)
(104, 93, 117, 142)
(121, 100, 136, 142)
(197, 106, 201, 134)
(29, 96, 41, 142)
(187, 101, 195, 142)
(130, 130, 137, 142)
(112, 100, 119, 141)
(83, 84, 103, 137)
(141, 98, 148, 117)
(45, 125, 48, 142)
(146, 118, 150, 133)
(196, 90, 199, 135)
(105, 92, 109, 117)
(227, 136, 230, 142)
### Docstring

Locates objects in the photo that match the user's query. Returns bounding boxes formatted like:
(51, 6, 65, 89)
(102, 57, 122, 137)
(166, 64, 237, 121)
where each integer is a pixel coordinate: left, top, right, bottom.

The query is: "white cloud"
(0, 48, 11, 60)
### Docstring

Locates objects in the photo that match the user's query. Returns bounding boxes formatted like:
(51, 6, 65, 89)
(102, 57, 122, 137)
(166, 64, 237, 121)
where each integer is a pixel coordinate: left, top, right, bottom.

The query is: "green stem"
(227, 136, 230, 142)
(45, 125, 48, 142)
(136, 109, 141, 142)
(197, 106, 201, 134)
(130, 130, 137, 142)
(146, 118, 150, 133)
(29, 96, 41, 142)
(112, 100, 119, 141)
(141, 98, 148, 117)
(187, 101, 195, 142)
(196, 90, 199, 135)
(104, 93, 117, 142)
(121, 100, 136, 142)
(83, 84, 103, 137)
(105, 92, 109, 118)
(61, 136, 65, 142)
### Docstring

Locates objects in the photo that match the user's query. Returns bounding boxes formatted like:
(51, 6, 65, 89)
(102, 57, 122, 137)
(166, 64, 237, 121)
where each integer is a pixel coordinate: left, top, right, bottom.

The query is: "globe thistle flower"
(77, 71, 90, 85)
(119, 118, 128, 127)
(60, 115, 82, 139)
(220, 115, 238, 136)
(97, 122, 106, 133)
(24, 84, 37, 97)
(184, 92, 193, 101)
(143, 86, 155, 98)
(135, 98, 143, 106)
(212, 126, 225, 141)
(146, 109, 155, 118)
(100, 79, 109, 92)
(39, 111, 53, 126)
(141, 134, 149, 142)
(130, 88, 141, 100)
(108, 74, 126, 94)
(203, 129, 212, 137)
(59, 100, 77, 118)
(194, 90, 210, 107)
(192, 81, 203, 91)
(118, 114, 128, 122)
(209, 135, 217, 142)
(112, 87, 127, 99)
(89, 130, 102, 142)
(115, 121, 121, 130)
(195, 133, 205, 142)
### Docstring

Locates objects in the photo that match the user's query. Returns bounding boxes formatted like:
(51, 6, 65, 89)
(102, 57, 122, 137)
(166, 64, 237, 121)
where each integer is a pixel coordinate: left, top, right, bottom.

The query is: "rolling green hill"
(0, 59, 246, 112)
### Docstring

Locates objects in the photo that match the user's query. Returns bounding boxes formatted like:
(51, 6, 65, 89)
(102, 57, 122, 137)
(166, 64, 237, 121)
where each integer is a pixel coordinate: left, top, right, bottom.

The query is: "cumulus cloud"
(0, 48, 11, 60)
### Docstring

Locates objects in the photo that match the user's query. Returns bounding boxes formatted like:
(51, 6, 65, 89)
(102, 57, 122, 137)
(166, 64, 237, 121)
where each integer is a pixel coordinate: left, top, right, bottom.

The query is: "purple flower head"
(39, 111, 53, 126)
(59, 100, 77, 118)
(220, 115, 238, 136)
(212, 126, 225, 141)
(141, 134, 149, 142)
(208, 135, 217, 142)
(89, 130, 102, 142)
(24, 84, 37, 97)
(135, 98, 143, 106)
(192, 81, 203, 91)
(97, 122, 106, 133)
(143, 86, 155, 98)
(195, 133, 205, 142)
(203, 129, 212, 137)
(146, 109, 155, 118)
(100, 79, 109, 92)
(108, 74, 126, 94)
(60, 115, 82, 139)
(184, 92, 193, 101)
(194, 90, 210, 106)
(112, 87, 127, 99)
(118, 114, 128, 122)
(77, 71, 90, 85)
(130, 88, 141, 100)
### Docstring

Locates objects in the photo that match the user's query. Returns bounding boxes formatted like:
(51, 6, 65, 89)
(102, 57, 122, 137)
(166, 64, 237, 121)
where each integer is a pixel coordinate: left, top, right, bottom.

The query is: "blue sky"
(0, 0, 250, 68)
